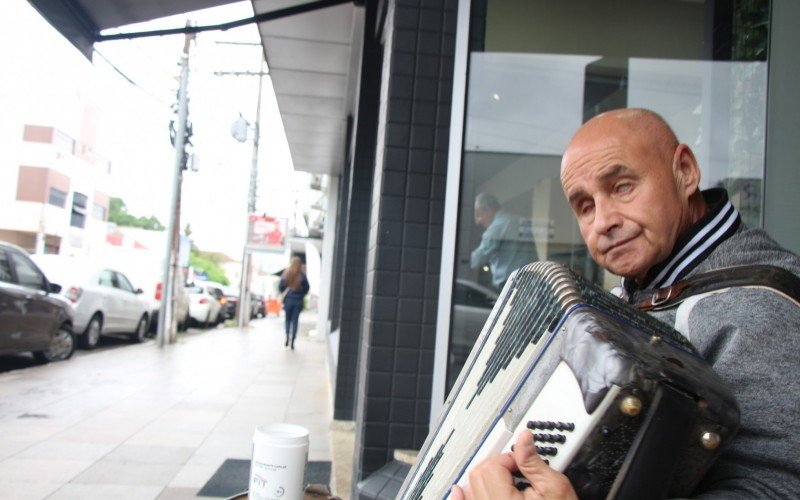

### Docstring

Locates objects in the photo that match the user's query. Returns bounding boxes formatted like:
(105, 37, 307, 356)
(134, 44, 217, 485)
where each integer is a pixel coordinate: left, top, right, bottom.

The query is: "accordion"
(398, 262, 739, 499)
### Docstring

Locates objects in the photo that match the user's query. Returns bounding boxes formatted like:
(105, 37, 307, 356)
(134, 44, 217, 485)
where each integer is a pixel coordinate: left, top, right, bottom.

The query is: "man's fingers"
(450, 484, 466, 500)
(468, 452, 523, 499)
(512, 431, 578, 500)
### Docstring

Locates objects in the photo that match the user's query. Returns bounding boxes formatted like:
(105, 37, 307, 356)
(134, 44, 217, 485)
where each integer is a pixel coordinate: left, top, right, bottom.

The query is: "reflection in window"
(70, 192, 88, 228)
(92, 203, 106, 221)
(48, 187, 67, 208)
(54, 130, 75, 158)
(446, 0, 770, 392)
(12, 254, 46, 290)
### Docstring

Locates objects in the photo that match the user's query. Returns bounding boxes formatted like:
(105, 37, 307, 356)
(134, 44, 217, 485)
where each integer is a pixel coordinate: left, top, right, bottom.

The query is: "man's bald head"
(559, 108, 706, 281)
(562, 109, 679, 177)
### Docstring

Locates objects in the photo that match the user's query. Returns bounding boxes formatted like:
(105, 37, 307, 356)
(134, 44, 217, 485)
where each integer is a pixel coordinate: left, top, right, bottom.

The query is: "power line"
(95, 0, 352, 42)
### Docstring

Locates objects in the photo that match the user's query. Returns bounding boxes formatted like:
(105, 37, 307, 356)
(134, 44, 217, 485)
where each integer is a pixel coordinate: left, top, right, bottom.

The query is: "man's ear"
(673, 143, 701, 197)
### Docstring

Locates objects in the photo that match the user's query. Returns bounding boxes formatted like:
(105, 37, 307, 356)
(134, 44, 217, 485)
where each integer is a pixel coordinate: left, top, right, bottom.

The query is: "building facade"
(0, 117, 112, 256)
(23, 0, 800, 496)
(318, 0, 800, 494)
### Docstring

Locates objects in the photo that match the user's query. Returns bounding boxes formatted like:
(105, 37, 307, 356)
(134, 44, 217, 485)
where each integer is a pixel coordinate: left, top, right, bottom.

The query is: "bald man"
(452, 109, 800, 499)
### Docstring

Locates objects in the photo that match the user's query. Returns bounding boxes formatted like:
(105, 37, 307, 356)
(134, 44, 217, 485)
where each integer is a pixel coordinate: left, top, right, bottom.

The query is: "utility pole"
(215, 45, 267, 329)
(238, 56, 266, 328)
(157, 23, 194, 347)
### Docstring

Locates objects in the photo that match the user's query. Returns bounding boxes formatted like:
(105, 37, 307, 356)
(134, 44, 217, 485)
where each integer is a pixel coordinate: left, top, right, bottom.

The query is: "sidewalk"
(0, 315, 332, 499)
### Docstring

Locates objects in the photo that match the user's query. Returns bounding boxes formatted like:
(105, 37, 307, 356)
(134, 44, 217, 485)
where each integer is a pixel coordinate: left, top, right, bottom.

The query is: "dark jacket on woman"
(279, 274, 310, 308)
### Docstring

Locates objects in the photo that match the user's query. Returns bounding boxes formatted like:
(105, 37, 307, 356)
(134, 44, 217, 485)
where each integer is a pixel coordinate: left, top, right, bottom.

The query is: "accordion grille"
(403, 262, 581, 499)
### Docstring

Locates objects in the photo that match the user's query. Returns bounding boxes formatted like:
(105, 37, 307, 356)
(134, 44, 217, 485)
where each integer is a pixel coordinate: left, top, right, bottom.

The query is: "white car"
(187, 281, 225, 328)
(32, 255, 151, 348)
(118, 264, 191, 334)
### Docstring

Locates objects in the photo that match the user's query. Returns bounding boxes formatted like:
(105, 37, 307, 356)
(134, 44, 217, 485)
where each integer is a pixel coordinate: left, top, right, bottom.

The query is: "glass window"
(99, 269, 115, 288)
(92, 203, 106, 221)
(54, 129, 75, 157)
(11, 252, 46, 291)
(70, 192, 88, 228)
(115, 272, 135, 293)
(0, 250, 12, 283)
(446, 0, 771, 391)
(48, 188, 67, 208)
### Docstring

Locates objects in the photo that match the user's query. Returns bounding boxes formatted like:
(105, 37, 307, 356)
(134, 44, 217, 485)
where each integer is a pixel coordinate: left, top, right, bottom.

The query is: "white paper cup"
(249, 423, 309, 500)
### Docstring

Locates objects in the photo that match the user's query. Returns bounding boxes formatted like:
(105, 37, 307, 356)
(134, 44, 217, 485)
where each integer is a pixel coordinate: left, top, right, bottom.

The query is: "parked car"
(221, 287, 239, 320)
(450, 279, 499, 366)
(32, 254, 152, 348)
(0, 242, 75, 362)
(220, 287, 261, 320)
(147, 278, 192, 333)
(252, 293, 267, 318)
(103, 257, 191, 334)
(187, 281, 225, 327)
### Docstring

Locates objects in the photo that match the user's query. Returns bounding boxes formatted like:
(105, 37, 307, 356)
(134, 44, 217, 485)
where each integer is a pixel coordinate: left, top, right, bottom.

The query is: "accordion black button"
(555, 422, 575, 432)
(545, 421, 556, 430)
(536, 446, 558, 456)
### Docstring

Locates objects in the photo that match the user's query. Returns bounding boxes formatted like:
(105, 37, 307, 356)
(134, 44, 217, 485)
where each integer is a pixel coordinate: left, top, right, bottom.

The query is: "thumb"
(512, 430, 578, 499)
(512, 430, 550, 476)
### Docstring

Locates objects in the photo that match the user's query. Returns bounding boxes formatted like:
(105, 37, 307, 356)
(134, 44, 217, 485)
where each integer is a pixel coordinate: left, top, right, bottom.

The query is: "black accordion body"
(398, 262, 739, 499)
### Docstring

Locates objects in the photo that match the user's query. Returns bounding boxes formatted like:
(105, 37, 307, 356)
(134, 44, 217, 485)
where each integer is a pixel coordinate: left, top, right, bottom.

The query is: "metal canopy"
(27, 0, 242, 58)
(26, 0, 362, 177)
(253, 0, 361, 176)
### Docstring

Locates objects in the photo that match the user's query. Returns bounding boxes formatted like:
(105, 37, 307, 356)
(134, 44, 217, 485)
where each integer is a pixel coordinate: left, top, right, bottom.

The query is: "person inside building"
(451, 108, 800, 499)
(279, 256, 310, 350)
(470, 192, 539, 291)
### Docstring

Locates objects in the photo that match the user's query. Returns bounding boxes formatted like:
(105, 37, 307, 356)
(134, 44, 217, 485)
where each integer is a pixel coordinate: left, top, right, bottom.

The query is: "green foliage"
(189, 249, 230, 285)
(109, 197, 165, 231)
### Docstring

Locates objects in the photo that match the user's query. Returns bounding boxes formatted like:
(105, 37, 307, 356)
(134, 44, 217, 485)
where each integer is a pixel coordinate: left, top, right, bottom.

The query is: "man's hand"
(450, 431, 578, 500)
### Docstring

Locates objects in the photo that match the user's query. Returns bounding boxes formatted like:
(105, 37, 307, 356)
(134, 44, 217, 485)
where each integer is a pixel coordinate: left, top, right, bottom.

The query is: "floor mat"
(197, 458, 332, 498)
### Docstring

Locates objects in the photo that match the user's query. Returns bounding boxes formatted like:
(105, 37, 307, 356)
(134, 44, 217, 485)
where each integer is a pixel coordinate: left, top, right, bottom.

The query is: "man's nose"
(593, 199, 622, 234)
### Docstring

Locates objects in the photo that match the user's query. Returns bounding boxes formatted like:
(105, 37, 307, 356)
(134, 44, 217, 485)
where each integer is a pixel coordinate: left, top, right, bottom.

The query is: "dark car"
(252, 293, 266, 319)
(0, 242, 76, 363)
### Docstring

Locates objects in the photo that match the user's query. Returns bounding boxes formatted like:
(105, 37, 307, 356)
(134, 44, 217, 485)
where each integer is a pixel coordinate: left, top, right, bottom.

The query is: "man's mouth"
(601, 235, 637, 255)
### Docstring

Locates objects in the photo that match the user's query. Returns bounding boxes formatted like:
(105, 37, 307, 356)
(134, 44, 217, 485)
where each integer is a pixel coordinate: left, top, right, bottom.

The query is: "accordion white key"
(398, 262, 739, 499)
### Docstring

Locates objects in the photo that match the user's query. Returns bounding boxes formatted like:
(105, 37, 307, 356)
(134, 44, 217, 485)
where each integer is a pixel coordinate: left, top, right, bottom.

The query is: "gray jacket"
(634, 226, 800, 498)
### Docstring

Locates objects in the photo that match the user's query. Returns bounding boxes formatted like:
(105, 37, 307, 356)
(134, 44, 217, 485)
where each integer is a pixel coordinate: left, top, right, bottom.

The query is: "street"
(0, 315, 331, 499)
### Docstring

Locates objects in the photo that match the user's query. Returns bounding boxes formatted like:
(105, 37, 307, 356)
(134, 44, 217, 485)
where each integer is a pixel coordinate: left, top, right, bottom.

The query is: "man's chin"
(604, 260, 648, 282)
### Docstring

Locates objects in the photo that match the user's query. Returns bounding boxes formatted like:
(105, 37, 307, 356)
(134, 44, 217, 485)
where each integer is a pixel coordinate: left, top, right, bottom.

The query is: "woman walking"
(279, 257, 310, 350)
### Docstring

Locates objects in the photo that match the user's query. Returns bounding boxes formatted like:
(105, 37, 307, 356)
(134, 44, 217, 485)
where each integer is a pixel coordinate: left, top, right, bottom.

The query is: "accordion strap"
(636, 264, 800, 312)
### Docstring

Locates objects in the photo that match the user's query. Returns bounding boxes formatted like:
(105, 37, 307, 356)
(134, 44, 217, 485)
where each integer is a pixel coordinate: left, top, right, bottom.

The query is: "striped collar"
(622, 188, 741, 296)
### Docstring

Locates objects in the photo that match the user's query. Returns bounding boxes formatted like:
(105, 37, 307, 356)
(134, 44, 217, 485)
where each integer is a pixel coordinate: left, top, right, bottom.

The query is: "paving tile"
(47, 483, 164, 500)
(16, 440, 117, 461)
(0, 480, 62, 499)
(0, 457, 93, 483)
(103, 444, 195, 465)
(156, 486, 203, 499)
(71, 460, 183, 486)
(167, 463, 221, 488)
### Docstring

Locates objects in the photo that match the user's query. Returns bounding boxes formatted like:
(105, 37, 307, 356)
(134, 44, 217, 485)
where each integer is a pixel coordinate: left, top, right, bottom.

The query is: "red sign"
(247, 214, 287, 252)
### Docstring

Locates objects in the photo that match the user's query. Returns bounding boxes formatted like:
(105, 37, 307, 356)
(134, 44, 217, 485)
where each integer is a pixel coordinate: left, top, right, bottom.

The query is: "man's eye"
(578, 202, 594, 216)
(615, 182, 632, 194)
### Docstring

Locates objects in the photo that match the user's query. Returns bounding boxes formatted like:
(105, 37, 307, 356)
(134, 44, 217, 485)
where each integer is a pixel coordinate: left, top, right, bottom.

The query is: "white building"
(0, 108, 113, 256)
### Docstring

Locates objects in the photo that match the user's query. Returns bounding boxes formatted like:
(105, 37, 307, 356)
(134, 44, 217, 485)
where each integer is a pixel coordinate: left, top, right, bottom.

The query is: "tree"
(109, 197, 166, 231)
(189, 247, 230, 285)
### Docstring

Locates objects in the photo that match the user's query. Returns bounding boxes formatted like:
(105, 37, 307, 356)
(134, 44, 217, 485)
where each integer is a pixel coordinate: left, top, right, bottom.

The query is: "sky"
(0, 0, 316, 259)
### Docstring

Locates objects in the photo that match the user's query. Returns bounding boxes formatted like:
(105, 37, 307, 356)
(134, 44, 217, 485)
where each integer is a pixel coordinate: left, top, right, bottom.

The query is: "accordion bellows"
(398, 262, 739, 500)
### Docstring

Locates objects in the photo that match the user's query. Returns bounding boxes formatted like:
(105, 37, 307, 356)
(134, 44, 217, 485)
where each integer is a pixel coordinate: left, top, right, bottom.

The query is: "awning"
(27, 0, 364, 177)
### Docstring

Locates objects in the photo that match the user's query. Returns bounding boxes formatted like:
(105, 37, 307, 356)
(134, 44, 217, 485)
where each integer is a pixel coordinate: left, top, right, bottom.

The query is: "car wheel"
(33, 325, 75, 363)
(130, 315, 148, 343)
(81, 314, 102, 349)
(178, 312, 190, 331)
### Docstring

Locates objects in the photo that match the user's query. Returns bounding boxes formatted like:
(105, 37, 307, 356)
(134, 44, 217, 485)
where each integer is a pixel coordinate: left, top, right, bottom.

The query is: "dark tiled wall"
(354, 0, 457, 480)
(329, 161, 351, 333)
(333, 0, 384, 422)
